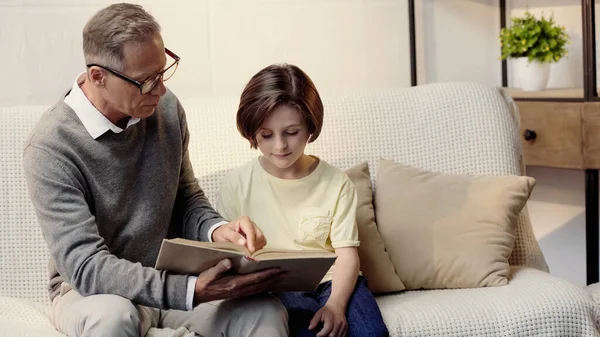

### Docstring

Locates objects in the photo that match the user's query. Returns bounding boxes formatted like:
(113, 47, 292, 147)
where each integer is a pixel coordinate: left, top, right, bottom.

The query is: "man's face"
(102, 34, 168, 120)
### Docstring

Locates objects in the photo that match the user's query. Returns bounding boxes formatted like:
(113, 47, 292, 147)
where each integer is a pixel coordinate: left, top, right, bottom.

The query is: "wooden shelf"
(516, 101, 583, 169)
(515, 100, 600, 170)
(503, 87, 584, 99)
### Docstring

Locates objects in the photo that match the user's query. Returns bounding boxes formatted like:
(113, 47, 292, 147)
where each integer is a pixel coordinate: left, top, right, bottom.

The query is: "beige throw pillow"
(374, 159, 536, 290)
(345, 162, 405, 293)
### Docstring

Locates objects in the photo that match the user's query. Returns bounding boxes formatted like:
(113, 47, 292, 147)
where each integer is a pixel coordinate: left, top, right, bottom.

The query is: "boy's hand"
(212, 216, 266, 253)
(309, 302, 347, 337)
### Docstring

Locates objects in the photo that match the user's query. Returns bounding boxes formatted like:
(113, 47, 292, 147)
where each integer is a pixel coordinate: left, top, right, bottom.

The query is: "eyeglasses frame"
(86, 48, 180, 95)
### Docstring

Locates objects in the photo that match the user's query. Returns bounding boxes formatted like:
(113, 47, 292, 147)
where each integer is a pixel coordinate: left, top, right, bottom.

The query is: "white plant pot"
(514, 57, 550, 92)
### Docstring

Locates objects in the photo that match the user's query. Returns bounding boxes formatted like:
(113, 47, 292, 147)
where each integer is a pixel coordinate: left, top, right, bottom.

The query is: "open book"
(155, 238, 337, 292)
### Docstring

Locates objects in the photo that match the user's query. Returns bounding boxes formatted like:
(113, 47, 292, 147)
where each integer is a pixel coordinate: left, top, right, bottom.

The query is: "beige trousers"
(52, 283, 289, 337)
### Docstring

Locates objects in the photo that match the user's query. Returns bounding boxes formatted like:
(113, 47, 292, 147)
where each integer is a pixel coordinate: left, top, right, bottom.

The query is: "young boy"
(217, 64, 388, 337)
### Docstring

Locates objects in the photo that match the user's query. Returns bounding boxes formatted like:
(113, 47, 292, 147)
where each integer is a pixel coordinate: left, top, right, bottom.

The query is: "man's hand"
(309, 302, 347, 337)
(193, 258, 283, 306)
(212, 216, 266, 253)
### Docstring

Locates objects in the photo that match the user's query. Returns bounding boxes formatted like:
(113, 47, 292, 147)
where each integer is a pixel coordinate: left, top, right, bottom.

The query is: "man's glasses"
(87, 48, 180, 95)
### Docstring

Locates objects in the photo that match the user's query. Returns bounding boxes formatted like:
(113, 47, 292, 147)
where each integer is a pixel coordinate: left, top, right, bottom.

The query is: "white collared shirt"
(64, 73, 141, 139)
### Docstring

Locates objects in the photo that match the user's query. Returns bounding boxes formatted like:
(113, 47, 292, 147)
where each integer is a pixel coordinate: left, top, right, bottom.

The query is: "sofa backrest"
(0, 82, 547, 303)
(0, 106, 52, 303)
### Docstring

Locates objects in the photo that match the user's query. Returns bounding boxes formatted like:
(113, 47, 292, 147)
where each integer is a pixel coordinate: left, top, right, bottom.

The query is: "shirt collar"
(64, 73, 141, 139)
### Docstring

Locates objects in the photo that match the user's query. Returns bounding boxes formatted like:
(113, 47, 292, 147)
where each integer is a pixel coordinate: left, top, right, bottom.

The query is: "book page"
(252, 248, 336, 260)
(169, 238, 250, 256)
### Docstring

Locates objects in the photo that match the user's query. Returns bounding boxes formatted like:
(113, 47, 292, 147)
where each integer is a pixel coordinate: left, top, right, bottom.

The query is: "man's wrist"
(207, 221, 228, 242)
(186, 275, 198, 310)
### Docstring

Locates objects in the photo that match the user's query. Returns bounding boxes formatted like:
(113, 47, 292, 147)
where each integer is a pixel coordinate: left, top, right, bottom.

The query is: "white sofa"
(1, 82, 599, 337)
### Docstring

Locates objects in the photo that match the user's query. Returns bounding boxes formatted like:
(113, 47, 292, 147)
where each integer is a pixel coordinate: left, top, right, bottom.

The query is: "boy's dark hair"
(236, 64, 324, 148)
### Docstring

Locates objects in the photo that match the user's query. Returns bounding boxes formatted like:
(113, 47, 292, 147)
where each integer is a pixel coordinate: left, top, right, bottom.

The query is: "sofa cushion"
(376, 266, 600, 336)
(345, 162, 405, 294)
(0, 321, 66, 337)
(0, 297, 52, 325)
(374, 159, 535, 289)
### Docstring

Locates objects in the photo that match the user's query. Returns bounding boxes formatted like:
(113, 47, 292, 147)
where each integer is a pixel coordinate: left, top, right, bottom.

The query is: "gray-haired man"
(23, 3, 288, 337)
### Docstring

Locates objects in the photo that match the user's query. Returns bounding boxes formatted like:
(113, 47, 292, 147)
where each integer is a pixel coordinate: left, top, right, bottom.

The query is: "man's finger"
(252, 222, 267, 250)
(240, 268, 283, 285)
(221, 225, 247, 246)
(238, 218, 257, 252)
(237, 276, 282, 296)
(200, 258, 232, 282)
(233, 270, 285, 296)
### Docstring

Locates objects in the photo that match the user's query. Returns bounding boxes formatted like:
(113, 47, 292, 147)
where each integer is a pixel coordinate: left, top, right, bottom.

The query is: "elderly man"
(23, 3, 288, 337)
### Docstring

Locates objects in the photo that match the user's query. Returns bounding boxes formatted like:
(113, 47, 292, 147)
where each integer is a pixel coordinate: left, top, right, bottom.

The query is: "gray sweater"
(23, 89, 225, 310)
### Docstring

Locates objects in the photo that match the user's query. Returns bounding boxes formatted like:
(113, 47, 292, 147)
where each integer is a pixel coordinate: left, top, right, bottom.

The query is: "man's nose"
(151, 78, 167, 97)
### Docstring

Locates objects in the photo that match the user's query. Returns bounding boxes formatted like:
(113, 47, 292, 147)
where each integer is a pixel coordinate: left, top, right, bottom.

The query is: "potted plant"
(499, 10, 569, 91)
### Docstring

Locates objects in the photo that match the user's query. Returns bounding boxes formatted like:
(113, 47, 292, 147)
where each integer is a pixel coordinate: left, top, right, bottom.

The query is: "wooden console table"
(517, 100, 600, 170)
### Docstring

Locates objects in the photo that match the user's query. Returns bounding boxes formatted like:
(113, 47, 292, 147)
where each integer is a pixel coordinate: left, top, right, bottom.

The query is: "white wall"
(416, 0, 501, 87)
(0, 0, 594, 287)
(0, 0, 411, 106)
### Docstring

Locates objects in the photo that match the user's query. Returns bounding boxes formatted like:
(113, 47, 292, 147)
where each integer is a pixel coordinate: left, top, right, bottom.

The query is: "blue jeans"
(273, 276, 388, 337)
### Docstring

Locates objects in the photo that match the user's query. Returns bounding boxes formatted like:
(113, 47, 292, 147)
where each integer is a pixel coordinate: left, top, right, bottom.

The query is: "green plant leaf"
(499, 10, 569, 63)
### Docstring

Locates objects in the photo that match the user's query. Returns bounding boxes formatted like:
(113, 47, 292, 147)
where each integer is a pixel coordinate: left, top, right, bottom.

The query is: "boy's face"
(255, 104, 311, 171)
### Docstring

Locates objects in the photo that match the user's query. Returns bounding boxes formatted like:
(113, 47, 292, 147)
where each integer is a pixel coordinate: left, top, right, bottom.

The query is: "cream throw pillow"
(345, 162, 405, 293)
(374, 159, 536, 289)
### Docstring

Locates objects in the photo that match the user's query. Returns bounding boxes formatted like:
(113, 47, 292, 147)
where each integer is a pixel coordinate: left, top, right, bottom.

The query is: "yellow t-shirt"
(216, 156, 360, 282)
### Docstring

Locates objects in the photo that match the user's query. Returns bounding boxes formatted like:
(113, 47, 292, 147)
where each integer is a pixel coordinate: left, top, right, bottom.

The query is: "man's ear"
(88, 67, 106, 88)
